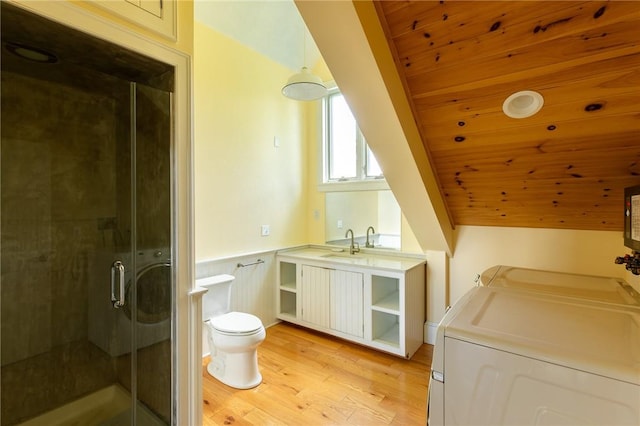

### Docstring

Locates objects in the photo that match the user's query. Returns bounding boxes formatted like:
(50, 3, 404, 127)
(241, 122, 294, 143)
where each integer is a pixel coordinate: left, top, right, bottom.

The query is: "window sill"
(317, 179, 389, 192)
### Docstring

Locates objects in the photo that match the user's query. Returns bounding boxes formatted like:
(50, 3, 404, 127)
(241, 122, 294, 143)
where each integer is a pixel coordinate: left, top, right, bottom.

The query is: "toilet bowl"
(205, 312, 266, 389)
(196, 274, 265, 389)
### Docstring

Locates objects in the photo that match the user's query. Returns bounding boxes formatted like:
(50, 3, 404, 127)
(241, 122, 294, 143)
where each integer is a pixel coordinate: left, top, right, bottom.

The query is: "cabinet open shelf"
(373, 323, 400, 347)
(279, 290, 296, 317)
(372, 275, 400, 315)
(372, 310, 400, 348)
(280, 282, 296, 292)
(278, 261, 298, 319)
(280, 262, 296, 284)
(371, 290, 400, 314)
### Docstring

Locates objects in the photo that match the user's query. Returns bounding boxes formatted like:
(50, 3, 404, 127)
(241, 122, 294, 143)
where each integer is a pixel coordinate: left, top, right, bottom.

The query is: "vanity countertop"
(277, 246, 426, 272)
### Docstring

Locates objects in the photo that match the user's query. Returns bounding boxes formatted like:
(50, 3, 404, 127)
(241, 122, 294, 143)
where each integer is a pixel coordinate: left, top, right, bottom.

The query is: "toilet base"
(205, 323, 266, 390)
(207, 347, 263, 389)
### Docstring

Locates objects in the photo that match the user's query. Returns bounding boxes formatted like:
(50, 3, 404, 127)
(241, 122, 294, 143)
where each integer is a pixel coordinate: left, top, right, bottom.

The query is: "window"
(324, 90, 383, 184)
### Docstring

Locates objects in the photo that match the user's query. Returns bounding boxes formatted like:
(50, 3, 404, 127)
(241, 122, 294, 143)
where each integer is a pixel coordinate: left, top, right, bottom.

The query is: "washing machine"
(428, 266, 640, 425)
(89, 248, 172, 357)
(480, 264, 640, 305)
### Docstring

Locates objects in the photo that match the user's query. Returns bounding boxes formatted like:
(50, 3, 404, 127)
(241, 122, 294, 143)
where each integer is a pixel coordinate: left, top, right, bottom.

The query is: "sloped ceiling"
(375, 1, 640, 231)
(297, 1, 455, 254)
(302, 1, 640, 241)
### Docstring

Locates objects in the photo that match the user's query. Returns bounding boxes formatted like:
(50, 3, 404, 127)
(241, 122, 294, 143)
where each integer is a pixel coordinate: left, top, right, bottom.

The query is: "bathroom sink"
(321, 252, 357, 258)
(321, 252, 370, 265)
(277, 247, 427, 272)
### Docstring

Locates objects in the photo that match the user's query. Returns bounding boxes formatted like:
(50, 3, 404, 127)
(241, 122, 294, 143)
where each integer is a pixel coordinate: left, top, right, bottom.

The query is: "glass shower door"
(129, 82, 173, 425)
(90, 81, 173, 425)
(1, 63, 138, 424)
(82, 81, 173, 425)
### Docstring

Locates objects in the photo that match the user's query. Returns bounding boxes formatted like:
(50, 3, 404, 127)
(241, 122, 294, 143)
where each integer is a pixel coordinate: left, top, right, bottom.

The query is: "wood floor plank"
(202, 322, 432, 425)
(342, 394, 396, 424)
(211, 396, 256, 420)
(295, 388, 355, 420)
(242, 407, 288, 426)
(303, 404, 351, 425)
(206, 407, 255, 426)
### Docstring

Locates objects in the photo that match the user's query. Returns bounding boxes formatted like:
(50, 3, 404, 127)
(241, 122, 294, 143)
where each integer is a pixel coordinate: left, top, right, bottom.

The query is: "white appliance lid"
(210, 312, 262, 334)
(444, 287, 640, 385)
(481, 265, 640, 306)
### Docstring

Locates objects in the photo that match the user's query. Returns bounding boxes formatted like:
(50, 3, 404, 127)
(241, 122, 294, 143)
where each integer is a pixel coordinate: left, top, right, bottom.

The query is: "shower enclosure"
(1, 3, 175, 424)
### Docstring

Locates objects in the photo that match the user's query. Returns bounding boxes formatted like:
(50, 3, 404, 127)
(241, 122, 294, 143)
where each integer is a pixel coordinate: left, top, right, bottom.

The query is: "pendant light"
(282, 28, 327, 101)
(282, 67, 327, 101)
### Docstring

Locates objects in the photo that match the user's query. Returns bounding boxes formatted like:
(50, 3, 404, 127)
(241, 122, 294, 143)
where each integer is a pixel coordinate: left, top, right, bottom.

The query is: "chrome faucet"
(366, 226, 376, 248)
(345, 229, 360, 255)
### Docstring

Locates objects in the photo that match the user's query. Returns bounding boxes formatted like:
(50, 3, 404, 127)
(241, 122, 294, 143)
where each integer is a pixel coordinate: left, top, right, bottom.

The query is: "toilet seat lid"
(210, 312, 262, 334)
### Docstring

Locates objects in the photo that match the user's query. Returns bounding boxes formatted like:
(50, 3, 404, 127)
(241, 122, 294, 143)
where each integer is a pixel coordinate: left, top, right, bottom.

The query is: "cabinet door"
(301, 265, 331, 328)
(92, 0, 176, 40)
(136, 0, 162, 17)
(331, 270, 364, 337)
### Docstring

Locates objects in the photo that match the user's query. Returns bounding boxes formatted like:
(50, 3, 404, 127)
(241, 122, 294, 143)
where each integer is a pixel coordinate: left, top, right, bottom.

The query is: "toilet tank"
(196, 274, 234, 320)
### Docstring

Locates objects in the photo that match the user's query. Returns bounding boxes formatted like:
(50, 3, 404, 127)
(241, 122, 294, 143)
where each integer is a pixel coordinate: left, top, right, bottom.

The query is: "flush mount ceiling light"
(502, 90, 544, 119)
(4, 41, 58, 64)
(282, 67, 327, 101)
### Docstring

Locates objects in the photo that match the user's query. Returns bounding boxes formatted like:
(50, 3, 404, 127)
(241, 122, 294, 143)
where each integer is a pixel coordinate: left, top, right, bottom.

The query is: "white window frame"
(317, 84, 388, 192)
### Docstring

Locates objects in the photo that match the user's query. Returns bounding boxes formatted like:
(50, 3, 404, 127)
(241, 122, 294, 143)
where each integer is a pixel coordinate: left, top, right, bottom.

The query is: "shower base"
(17, 385, 165, 426)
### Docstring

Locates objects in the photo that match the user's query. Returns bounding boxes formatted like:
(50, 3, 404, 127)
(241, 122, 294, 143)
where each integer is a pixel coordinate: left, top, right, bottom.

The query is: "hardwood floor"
(202, 323, 433, 425)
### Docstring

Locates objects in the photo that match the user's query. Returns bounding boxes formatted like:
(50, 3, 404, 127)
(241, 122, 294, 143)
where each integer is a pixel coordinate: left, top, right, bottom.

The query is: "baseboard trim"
(424, 321, 438, 345)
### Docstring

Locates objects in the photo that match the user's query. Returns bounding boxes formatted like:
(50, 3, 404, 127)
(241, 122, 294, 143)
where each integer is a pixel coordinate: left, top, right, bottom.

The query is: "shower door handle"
(111, 260, 125, 308)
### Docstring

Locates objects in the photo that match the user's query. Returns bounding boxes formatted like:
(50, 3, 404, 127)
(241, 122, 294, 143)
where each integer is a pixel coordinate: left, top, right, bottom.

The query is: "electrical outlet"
(261, 225, 270, 236)
(337, 220, 343, 229)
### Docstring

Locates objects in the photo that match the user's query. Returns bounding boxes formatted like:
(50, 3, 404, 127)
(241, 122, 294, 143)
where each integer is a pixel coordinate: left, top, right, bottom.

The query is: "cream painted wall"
(378, 190, 400, 235)
(324, 192, 378, 241)
(401, 214, 422, 253)
(305, 90, 326, 246)
(423, 226, 635, 326)
(194, 22, 309, 260)
(306, 58, 422, 251)
(447, 225, 634, 310)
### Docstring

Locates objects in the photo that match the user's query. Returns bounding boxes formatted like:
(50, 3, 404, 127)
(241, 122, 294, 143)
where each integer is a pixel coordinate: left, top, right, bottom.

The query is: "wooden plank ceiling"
(375, 1, 640, 231)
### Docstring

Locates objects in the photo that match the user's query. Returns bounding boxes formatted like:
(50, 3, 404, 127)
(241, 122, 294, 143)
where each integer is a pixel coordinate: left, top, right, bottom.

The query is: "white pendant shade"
(282, 67, 327, 101)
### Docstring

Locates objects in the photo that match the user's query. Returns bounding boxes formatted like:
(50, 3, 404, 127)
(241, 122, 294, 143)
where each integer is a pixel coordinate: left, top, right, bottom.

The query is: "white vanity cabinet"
(277, 261, 298, 320)
(276, 248, 426, 359)
(300, 265, 331, 328)
(330, 269, 364, 338)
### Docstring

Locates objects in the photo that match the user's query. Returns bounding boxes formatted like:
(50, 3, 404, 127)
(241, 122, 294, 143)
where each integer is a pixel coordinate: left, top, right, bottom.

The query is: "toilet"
(196, 274, 265, 389)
